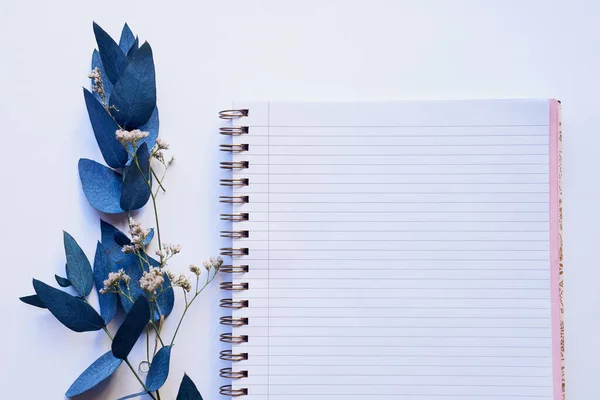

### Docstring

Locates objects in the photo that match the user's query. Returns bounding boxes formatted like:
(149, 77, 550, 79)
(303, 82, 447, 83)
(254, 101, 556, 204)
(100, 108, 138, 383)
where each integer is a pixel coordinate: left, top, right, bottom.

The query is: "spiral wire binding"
(219, 108, 249, 397)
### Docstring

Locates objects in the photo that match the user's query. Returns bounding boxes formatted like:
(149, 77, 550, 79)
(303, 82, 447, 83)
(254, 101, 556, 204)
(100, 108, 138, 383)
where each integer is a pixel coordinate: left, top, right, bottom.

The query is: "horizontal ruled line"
(249, 134, 549, 137)
(249, 335, 551, 339)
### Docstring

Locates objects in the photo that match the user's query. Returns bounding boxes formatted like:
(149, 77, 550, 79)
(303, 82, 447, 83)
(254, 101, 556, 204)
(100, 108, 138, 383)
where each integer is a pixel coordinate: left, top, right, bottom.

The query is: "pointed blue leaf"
(64, 231, 94, 297)
(83, 88, 128, 168)
(65, 350, 122, 397)
(149, 256, 174, 321)
(115, 252, 145, 313)
(146, 346, 172, 391)
(91, 50, 113, 102)
(118, 391, 148, 400)
(120, 143, 151, 211)
(94, 242, 118, 324)
(93, 22, 128, 84)
(176, 374, 204, 400)
(100, 220, 126, 265)
(33, 279, 104, 332)
(109, 42, 156, 129)
(112, 296, 150, 359)
(114, 230, 131, 246)
(127, 107, 159, 165)
(144, 228, 155, 247)
(79, 159, 124, 214)
(126, 36, 139, 59)
(119, 23, 136, 54)
(55, 274, 72, 288)
(20, 294, 47, 309)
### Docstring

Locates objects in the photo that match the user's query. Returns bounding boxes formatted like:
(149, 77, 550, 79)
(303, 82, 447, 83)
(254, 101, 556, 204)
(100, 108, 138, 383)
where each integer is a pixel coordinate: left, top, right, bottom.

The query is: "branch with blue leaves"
(19, 22, 215, 400)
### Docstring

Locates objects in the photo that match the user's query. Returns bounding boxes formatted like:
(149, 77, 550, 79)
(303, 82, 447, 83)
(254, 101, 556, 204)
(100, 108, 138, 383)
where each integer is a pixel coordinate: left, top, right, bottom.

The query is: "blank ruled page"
(226, 100, 558, 400)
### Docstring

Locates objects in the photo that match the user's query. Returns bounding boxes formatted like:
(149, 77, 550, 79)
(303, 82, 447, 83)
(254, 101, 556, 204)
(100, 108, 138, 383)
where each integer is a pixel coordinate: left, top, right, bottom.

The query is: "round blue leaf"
(33, 279, 104, 332)
(93, 22, 128, 85)
(176, 374, 204, 400)
(100, 220, 126, 265)
(64, 231, 94, 297)
(109, 42, 156, 130)
(91, 50, 113, 103)
(79, 159, 124, 214)
(55, 274, 72, 288)
(120, 143, 151, 211)
(94, 242, 117, 324)
(83, 88, 128, 168)
(119, 23, 136, 54)
(146, 346, 172, 391)
(65, 350, 122, 397)
(112, 296, 150, 359)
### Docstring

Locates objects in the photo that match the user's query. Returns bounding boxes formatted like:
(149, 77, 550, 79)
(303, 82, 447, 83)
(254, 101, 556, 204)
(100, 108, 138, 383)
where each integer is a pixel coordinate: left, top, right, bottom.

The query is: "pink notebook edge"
(549, 99, 564, 400)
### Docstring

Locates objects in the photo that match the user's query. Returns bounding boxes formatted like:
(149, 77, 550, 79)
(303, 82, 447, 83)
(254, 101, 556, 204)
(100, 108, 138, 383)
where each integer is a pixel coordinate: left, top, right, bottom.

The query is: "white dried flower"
(156, 138, 170, 150)
(139, 266, 165, 294)
(89, 68, 101, 80)
(101, 269, 130, 293)
(165, 270, 176, 282)
(189, 264, 201, 277)
(203, 256, 223, 271)
(116, 129, 149, 146)
(153, 150, 165, 163)
(173, 274, 192, 292)
(127, 217, 151, 249)
(122, 244, 137, 254)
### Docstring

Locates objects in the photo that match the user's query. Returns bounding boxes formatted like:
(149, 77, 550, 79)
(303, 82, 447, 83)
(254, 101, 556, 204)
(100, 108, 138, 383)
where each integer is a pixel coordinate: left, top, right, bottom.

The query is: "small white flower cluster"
(155, 243, 182, 261)
(189, 264, 202, 277)
(115, 129, 149, 147)
(122, 217, 152, 254)
(172, 273, 192, 292)
(152, 138, 173, 165)
(139, 266, 165, 294)
(100, 269, 131, 294)
(203, 256, 223, 272)
(89, 68, 106, 100)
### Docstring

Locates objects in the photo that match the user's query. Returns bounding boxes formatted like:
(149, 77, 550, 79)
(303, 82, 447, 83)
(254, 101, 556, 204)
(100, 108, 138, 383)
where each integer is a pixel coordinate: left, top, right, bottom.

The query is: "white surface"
(0, 1, 594, 399)
(231, 100, 554, 399)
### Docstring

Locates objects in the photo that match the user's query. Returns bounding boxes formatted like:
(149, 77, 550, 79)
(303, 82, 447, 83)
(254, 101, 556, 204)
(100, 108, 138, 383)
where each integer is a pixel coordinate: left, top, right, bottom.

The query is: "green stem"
(124, 358, 156, 400)
(96, 321, 155, 400)
(150, 320, 165, 347)
(151, 167, 166, 192)
(169, 272, 217, 346)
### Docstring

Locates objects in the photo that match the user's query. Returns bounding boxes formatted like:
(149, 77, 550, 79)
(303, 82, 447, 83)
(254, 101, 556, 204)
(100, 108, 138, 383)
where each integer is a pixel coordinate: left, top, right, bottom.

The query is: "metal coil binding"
(219, 108, 249, 397)
(220, 178, 249, 187)
(220, 126, 249, 135)
(220, 385, 248, 397)
(220, 368, 248, 379)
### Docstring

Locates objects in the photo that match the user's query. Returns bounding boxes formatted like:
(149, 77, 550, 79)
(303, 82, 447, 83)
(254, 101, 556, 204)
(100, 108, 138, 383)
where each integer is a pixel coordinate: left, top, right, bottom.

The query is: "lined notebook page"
(227, 100, 559, 400)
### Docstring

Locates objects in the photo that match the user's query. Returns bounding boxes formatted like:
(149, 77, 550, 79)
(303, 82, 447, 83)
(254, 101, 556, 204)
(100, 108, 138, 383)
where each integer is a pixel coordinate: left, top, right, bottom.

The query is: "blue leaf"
(127, 36, 139, 59)
(91, 50, 113, 102)
(144, 228, 155, 247)
(93, 242, 117, 324)
(83, 88, 128, 168)
(79, 159, 124, 214)
(146, 346, 172, 391)
(176, 374, 204, 400)
(119, 23, 136, 54)
(149, 257, 174, 321)
(127, 107, 159, 165)
(120, 143, 151, 211)
(19, 294, 47, 309)
(112, 296, 150, 359)
(100, 220, 126, 265)
(65, 350, 122, 397)
(109, 42, 156, 129)
(115, 253, 145, 313)
(93, 22, 128, 84)
(33, 279, 104, 332)
(55, 274, 72, 288)
(114, 230, 131, 246)
(64, 231, 94, 297)
(117, 391, 148, 400)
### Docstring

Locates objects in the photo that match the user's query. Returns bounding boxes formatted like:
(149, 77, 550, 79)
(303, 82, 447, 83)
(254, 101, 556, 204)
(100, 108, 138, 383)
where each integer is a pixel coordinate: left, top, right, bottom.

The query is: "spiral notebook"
(218, 100, 564, 400)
